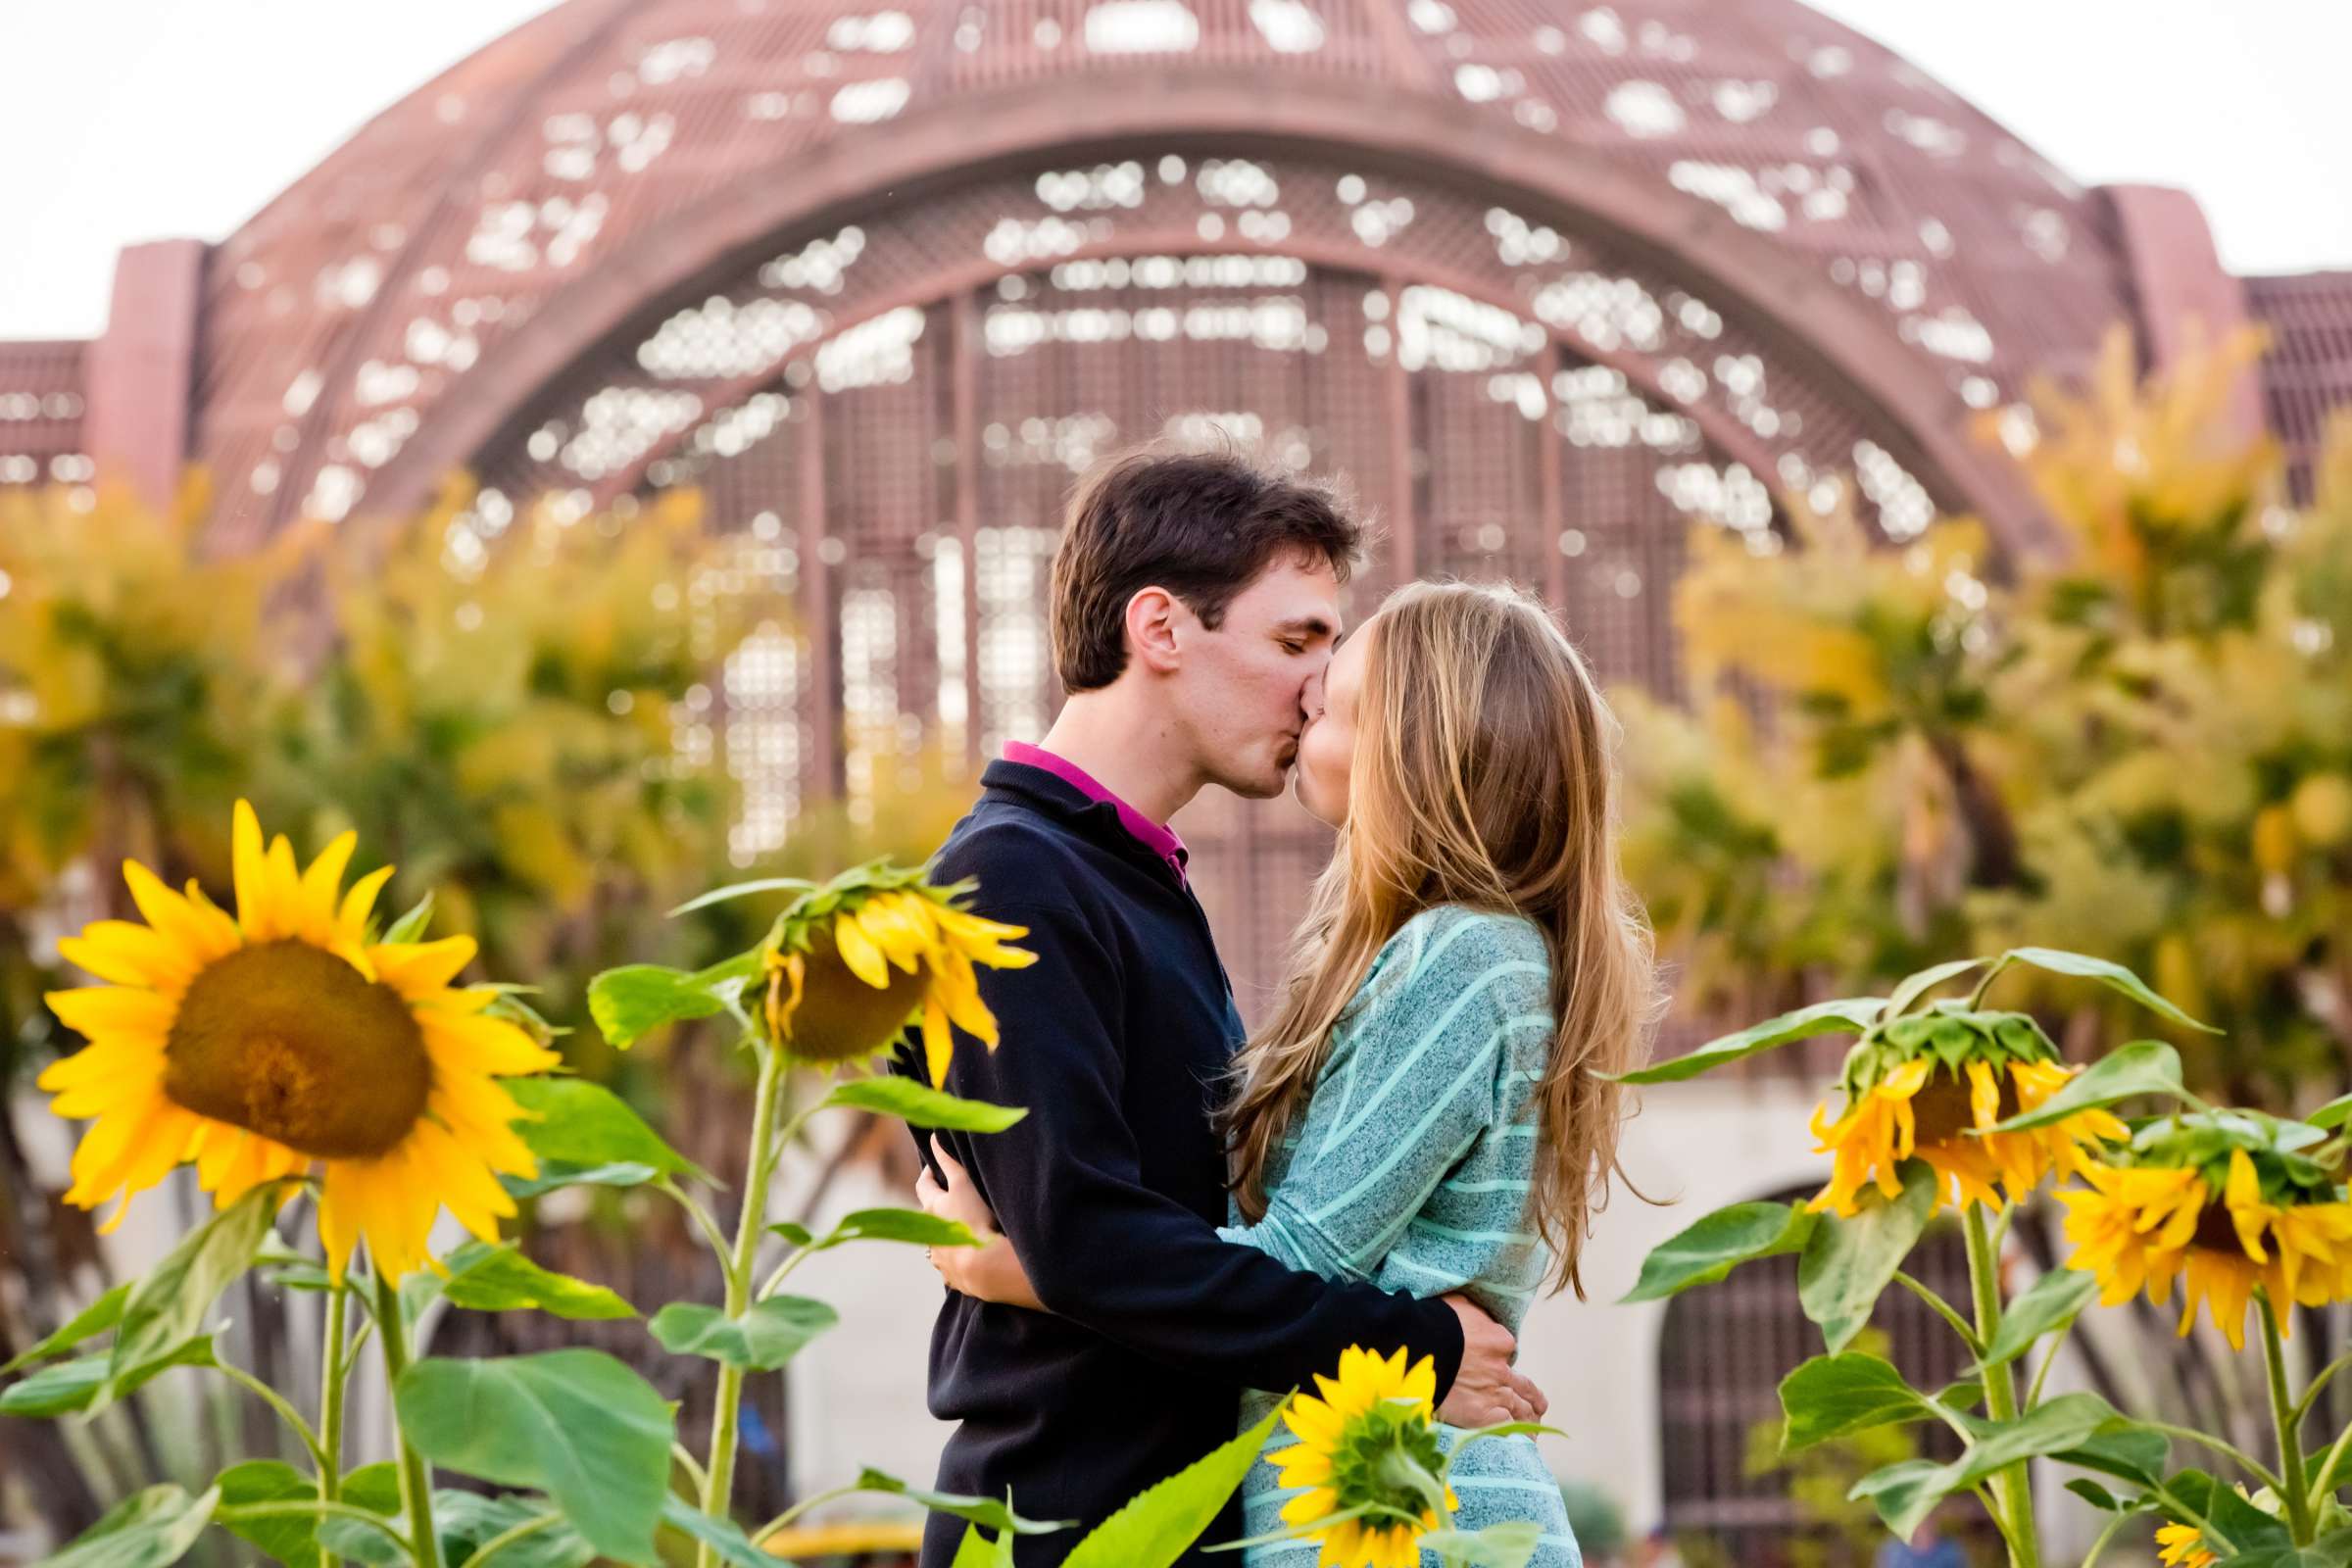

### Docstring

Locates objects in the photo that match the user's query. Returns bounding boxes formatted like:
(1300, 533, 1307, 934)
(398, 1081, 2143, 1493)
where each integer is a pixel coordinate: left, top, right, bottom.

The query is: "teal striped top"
(1218, 904, 1554, 1332)
(1217, 905, 1579, 1566)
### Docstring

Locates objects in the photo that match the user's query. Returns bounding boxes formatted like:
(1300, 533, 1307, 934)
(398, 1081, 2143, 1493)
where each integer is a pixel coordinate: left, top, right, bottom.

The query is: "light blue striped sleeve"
(1218, 909, 1551, 1307)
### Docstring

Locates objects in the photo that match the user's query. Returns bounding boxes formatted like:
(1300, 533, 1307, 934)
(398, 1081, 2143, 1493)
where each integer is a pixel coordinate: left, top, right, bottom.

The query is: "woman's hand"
(913, 1137, 1047, 1311)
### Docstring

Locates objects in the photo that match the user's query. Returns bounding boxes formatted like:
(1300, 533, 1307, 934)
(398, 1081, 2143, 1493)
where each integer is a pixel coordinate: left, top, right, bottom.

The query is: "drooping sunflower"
(758, 863, 1034, 1085)
(2154, 1521, 2218, 1568)
(2057, 1112, 2352, 1350)
(38, 801, 560, 1283)
(1809, 1011, 2128, 1216)
(1268, 1346, 1458, 1568)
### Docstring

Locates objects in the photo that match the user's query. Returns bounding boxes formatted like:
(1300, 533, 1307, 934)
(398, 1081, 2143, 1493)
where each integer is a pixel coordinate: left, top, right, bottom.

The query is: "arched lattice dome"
(200, 0, 2127, 543)
(187, 0, 2144, 978)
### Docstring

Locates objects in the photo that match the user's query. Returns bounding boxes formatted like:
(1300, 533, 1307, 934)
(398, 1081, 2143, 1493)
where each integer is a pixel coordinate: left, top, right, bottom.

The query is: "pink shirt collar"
(1004, 741, 1189, 886)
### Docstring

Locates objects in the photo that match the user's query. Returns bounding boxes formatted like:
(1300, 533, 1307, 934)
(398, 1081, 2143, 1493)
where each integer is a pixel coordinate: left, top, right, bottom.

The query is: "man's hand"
(1435, 1296, 1548, 1428)
(914, 1137, 1047, 1311)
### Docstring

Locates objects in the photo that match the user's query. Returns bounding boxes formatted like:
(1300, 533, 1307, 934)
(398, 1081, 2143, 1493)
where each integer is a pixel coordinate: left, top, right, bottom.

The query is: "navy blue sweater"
(902, 760, 1467, 1567)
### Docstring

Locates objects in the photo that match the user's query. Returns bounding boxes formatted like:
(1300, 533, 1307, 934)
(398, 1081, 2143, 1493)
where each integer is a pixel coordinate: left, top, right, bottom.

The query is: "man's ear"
(1123, 586, 1185, 675)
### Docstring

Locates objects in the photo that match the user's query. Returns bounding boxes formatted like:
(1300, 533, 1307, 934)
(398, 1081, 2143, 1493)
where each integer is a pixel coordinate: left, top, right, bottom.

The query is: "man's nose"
(1300, 665, 1327, 717)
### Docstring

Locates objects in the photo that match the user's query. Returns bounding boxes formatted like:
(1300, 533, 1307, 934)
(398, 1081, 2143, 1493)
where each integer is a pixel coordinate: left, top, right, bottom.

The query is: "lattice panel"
(0, 342, 91, 492)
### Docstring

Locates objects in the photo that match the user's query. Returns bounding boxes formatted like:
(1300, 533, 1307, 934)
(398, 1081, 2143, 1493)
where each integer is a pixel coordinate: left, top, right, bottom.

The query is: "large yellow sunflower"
(1268, 1346, 1458, 1568)
(2058, 1118, 2352, 1351)
(38, 801, 560, 1283)
(760, 873, 1034, 1086)
(1810, 1016, 2127, 1216)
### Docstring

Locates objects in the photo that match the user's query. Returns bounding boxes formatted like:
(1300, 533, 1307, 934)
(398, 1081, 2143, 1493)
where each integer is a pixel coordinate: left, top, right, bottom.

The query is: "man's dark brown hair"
(1048, 444, 1364, 692)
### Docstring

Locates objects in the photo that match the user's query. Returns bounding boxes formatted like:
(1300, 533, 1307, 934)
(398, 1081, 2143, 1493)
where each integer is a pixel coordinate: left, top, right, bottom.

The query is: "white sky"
(3, 0, 2348, 340)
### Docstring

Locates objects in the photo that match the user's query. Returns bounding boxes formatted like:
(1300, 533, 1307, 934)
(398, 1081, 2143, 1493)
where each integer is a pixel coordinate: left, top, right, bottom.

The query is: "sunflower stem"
(2259, 1291, 2317, 1545)
(662, 1178, 735, 1263)
(1891, 1269, 1983, 1354)
(371, 1266, 444, 1568)
(2308, 1420, 2352, 1512)
(748, 1481, 862, 1545)
(697, 1040, 791, 1568)
(2132, 1419, 2282, 1494)
(320, 1283, 349, 1492)
(452, 1512, 562, 1568)
(215, 1359, 328, 1469)
(2294, 1348, 2352, 1424)
(1965, 1204, 2041, 1568)
(2075, 1509, 2131, 1568)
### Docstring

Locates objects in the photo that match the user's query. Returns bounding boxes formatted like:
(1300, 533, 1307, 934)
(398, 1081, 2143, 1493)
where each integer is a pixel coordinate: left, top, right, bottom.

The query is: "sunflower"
(2058, 1110, 2352, 1350)
(1809, 1012, 2127, 1216)
(759, 866, 1035, 1086)
(1268, 1346, 1459, 1568)
(37, 801, 560, 1284)
(2155, 1521, 2218, 1568)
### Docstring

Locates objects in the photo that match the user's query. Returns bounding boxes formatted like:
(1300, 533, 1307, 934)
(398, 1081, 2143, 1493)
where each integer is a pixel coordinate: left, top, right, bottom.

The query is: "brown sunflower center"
(1908, 1065, 2020, 1147)
(2191, 1204, 2247, 1255)
(771, 927, 928, 1061)
(163, 940, 430, 1159)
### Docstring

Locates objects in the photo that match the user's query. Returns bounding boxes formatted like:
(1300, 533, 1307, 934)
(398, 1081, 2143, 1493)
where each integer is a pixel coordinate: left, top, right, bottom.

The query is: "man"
(900, 446, 1544, 1567)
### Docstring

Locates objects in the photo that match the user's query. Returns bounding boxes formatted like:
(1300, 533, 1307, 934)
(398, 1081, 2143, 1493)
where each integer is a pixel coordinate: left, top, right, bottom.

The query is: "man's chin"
(1215, 761, 1292, 801)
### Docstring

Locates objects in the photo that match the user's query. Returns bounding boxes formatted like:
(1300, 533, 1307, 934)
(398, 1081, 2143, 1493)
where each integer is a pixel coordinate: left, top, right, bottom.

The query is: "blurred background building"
(5, 0, 2350, 1559)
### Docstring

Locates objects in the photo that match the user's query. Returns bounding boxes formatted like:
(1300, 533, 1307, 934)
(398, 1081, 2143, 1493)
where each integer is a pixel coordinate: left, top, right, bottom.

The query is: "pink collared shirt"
(1004, 741, 1190, 887)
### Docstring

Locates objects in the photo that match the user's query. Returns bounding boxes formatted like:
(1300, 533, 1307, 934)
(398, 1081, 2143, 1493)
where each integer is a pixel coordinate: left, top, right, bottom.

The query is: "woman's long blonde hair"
(1219, 579, 1658, 1298)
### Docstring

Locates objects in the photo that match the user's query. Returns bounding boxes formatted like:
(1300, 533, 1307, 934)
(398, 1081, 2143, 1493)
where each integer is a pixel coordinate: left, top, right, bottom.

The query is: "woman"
(923, 579, 1656, 1566)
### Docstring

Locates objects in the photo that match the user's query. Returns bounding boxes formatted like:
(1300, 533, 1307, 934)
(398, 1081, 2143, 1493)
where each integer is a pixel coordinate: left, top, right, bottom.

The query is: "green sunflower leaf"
(588, 964, 731, 1051)
(103, 1183, 277, 1407)
(382, 891, 435, 946)
(43, 1483, 219, 1568)
(2054, 1425, 2171, 1491)
(432, 1493, 593, 1568)
(505, 1077, 709, 1184)
(501, 1160, 664, 1201)
(658, 1497, 776, 1568)
(1997, 948, 2220, 1033)
(950, 1522, 1017, 1568)
(1059, 1399, 1286, 1568)
(1418, 1523, 1544, 1568)
(1797, 1160, 1936, 1354)
(1779, 1352, 1937, 1452)
(393, 1349, 675, 1565)
(1970, 1268, 2098, 1374)
(433, 1241, 637, 1320)
(648, 1296, 838, 1370)
(820, 1076, 1028, 1132)
(1606, 998, 1885, 1085)
(1982, 1041, 2185, 1135)
(846, 1469, 1069, 1538)
(666, 878, 819, 917)
(2306, 1093, 2352, 1131)
(2225, 1529, 2352, 1568)
(2064, 1478, 2128, 1513)
(1885, 958, 1989, 1022)
(0, 1335, 216, 1419)
(1850, 1395, 2125, 1540)
(1620, 1201, 1816, 1303)
(800, 1207, 985, 1252)
(215, 1460, 404, 1568)
(2, 1282, 129, 1374)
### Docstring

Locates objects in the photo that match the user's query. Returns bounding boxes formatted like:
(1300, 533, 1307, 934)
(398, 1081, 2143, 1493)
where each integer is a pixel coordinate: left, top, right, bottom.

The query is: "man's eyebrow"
(1274, 614, 1337, 639)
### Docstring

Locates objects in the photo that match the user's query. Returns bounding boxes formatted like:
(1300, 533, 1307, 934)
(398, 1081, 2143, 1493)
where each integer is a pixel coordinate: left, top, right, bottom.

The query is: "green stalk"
(2259, 1292, 2317, 1544)
(1965, 1204, 2041, 1568)
(318, 1283, 350, 1568)
(372, 1267, 444, 1568)
(696, 1042, 791, 1568)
